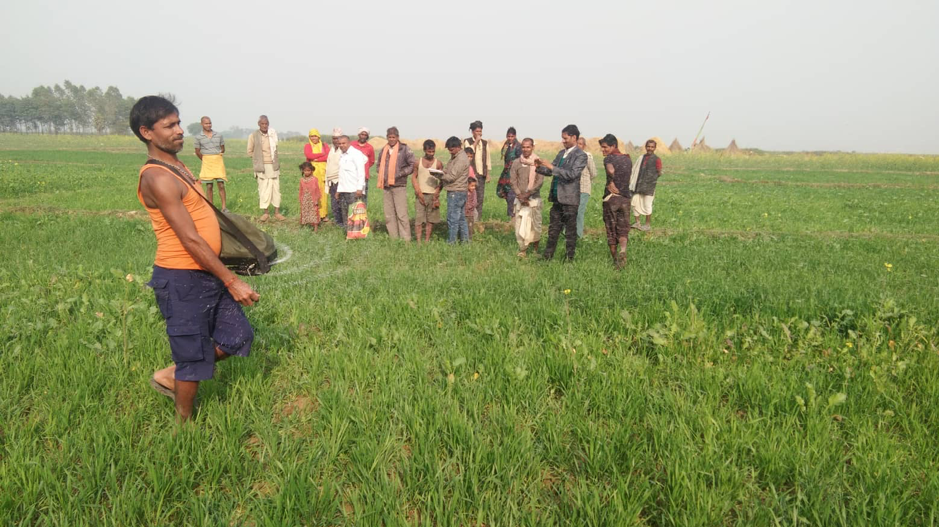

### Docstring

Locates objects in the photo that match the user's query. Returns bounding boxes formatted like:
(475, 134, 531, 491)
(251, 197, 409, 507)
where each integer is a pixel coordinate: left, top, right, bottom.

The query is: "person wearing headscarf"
(303, 128, 330, 220)
(351, 127, 375, 203)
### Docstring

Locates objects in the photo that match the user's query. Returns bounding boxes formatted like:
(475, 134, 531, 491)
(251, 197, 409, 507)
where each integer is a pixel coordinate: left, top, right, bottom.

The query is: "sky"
(2, 0, 938, 154)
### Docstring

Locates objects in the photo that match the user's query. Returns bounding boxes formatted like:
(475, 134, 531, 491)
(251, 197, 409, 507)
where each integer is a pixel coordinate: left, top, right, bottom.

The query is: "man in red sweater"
(351, 127, 375, 203)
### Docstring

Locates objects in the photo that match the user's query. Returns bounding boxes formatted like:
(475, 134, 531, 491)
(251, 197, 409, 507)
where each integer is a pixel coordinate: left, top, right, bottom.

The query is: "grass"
(1, 133, 938, 525)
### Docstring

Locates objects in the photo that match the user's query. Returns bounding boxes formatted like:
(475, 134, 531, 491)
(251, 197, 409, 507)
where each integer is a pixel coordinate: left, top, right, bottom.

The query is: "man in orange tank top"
(131, 95, 260, 422)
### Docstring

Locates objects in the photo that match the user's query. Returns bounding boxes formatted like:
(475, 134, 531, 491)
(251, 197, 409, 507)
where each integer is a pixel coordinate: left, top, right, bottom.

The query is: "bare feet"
(274, 213, 287, 221)
(259, 213, 270, 222)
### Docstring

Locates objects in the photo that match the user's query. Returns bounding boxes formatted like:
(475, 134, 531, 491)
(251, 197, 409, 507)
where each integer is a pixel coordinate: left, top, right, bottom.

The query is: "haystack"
(692, 137, 712, 153)
(724, 139, 741, 156)
(625, 141, 636, 152)
(368, 136, 388, 152)
(669, 138, 684, 153)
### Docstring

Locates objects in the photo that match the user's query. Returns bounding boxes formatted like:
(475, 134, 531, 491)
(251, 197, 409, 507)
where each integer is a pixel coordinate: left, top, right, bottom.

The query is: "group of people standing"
(131, 95, 664, 420)
(194, 115, 664, 267)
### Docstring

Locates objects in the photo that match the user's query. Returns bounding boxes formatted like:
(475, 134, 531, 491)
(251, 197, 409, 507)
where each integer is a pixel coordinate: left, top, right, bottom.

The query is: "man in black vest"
(463, 120, 491, 227)
(535, 124, 588, 261)
(632, 139, 663, 231)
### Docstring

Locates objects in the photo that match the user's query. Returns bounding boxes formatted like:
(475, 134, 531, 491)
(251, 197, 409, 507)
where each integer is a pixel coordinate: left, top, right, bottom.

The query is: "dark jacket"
(376, 143, 417, 188)
(537, 147, 587, 206)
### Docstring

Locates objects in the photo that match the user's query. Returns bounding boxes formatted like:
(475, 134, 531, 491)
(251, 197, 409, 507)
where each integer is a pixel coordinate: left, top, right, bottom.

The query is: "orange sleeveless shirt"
(137, 163, 221, 270)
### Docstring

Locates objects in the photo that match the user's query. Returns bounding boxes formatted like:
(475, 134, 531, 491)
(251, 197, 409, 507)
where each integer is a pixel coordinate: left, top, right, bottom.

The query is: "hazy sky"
(2, 0, 937, 153)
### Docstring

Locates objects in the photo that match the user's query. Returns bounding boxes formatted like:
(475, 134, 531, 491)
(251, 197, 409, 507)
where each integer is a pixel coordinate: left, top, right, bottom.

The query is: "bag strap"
(145, 159, 270, 273)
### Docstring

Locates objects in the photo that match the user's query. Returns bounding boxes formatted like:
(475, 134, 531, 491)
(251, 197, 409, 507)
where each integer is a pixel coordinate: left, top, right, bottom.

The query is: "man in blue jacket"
(535, 124, 588, 261)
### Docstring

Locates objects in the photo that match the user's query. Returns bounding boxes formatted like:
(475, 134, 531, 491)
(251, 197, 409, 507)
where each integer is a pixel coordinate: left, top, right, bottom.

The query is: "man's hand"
(485, 175, 492, 183)
(433, 197, 440, 209)
(607, 182, 619, 195)
(416, 192, 426, 206)
(355, 190, 363, 198)
(335, 192, 340, 200)
(228, 278, 260, 307)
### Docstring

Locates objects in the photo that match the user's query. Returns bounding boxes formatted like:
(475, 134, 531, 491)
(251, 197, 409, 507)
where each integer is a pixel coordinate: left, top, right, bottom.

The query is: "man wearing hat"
(325, 128, 344, 224)
(351, 127, 375, 203)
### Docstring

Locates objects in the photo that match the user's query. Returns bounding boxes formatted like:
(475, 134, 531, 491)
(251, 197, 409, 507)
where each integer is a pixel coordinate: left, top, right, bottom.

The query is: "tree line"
(0, 80, 140, 135)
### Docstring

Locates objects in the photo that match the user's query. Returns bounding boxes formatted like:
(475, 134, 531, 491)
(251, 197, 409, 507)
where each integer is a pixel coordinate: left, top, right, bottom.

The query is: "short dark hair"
(599, 134, 618, 148)
(469, 120, 483, 132)
(561, 124, 580, 139)
(299, 161, 314, 171)
(464, 147, 475, 156)
(423, 139, 436, 150)
(646, 139, 657, 147)
(129, 96, 179, 143)
(445, 136, 461, 149)
(506, 126, 517, 136)
(387, 126, 399, 137)
(522, 137, 535, 146)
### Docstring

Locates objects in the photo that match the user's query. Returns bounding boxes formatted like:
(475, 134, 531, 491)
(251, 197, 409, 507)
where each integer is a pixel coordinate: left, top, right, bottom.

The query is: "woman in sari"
(303, 128, 330, 221)
(497, 127, 521, 220)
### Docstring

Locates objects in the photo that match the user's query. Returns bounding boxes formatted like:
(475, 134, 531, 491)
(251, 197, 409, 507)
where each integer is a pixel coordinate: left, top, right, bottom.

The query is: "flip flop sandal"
(149, 376, 176, 402)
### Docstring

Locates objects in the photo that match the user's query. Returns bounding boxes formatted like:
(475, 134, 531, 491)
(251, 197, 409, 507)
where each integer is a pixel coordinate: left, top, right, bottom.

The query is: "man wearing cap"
(351, 127, 375, 203)
(325, 129, 343, 224)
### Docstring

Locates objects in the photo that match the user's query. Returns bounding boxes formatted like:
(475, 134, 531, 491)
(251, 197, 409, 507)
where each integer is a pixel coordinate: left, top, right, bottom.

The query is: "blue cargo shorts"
(147, 266, 254, 382)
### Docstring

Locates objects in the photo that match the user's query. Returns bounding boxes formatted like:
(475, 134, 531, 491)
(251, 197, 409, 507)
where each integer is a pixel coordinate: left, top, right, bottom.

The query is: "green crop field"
(1, 133, 938, 525)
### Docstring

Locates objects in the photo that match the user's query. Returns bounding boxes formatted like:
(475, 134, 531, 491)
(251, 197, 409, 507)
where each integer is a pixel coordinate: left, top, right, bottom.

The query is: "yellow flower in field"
(762, 212, 768, 218)
(473, 372, 479, 381)
(888, 340, 896, 349)
(884, 263, 893, 272)
(125, 274, 134, 282)
(845, 342, 853, 348)
(447, 373, 455, 384)
(563, 289, 571, 295)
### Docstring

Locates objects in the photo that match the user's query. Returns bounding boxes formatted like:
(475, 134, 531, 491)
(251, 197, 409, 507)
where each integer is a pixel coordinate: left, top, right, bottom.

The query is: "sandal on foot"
(149, 376, 176, 401)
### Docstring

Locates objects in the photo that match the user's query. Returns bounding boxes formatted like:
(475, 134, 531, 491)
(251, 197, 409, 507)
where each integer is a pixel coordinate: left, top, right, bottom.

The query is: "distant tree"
(0, 81, 138, 135)
(187, 122, 202, 136)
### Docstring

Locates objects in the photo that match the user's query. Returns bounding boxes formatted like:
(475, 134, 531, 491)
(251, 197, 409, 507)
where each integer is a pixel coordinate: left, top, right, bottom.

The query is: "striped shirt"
(193, 132, 225, 155)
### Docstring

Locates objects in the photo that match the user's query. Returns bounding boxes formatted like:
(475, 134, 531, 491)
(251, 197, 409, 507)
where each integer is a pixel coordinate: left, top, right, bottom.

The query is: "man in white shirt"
(334, 135, 367, 228)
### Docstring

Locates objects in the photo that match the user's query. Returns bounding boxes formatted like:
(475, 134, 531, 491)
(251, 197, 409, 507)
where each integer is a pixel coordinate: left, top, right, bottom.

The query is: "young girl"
(464, 147, 478, 238)
(298, 161, 321, 231)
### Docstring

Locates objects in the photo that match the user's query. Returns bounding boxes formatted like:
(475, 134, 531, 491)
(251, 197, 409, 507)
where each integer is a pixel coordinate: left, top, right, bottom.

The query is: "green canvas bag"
(145, 159, 277, 275)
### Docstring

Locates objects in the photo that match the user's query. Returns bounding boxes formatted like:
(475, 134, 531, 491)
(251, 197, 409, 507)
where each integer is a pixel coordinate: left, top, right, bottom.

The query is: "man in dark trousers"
(132, 96, 259, 422)
(535, 124, 588, 261)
